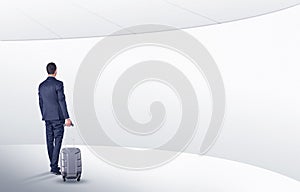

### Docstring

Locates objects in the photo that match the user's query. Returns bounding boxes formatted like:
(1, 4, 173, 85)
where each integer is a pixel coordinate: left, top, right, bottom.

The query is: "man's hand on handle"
(65, 118, 73, 127)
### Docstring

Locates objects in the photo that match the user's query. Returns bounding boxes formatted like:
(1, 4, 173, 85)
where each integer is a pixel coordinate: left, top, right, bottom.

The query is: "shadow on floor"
(21, 172, 56, 184)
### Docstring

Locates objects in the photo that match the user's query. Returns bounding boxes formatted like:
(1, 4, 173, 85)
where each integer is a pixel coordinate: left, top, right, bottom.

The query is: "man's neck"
(48, 75, 56, 78)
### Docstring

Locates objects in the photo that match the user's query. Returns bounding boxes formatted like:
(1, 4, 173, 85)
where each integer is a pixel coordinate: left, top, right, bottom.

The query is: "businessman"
(38, 62, 73, 175)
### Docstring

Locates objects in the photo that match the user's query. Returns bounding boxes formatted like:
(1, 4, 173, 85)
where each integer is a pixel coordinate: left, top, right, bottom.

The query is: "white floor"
(1, 145, 300, 192)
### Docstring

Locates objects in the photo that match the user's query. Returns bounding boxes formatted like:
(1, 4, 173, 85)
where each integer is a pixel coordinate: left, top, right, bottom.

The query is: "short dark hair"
(46, 62, 57, 74)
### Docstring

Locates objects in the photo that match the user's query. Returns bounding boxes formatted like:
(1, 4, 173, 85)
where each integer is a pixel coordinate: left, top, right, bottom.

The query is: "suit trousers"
(45, 119, 65, 172)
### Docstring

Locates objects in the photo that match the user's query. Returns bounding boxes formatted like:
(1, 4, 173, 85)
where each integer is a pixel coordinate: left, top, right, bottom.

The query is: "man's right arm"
(56, 81, 70, 119)
(56, 81, 72, 126)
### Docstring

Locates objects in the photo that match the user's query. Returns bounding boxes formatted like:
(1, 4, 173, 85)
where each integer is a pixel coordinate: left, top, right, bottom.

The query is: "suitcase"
(60, 147, 82, 182)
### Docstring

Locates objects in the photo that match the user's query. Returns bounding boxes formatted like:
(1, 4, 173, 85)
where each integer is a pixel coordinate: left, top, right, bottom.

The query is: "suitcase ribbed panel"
(60, 147, 82, 178)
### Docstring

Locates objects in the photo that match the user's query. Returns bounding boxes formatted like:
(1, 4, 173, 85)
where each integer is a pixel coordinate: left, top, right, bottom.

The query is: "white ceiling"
(0, 0, 299, 40)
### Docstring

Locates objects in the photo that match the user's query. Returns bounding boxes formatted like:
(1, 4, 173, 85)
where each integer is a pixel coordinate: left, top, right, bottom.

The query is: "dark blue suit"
(38, 76, 69, 172)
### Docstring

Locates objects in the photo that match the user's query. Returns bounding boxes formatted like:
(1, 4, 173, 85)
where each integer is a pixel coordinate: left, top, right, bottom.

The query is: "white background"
(0, 5, 299, 182)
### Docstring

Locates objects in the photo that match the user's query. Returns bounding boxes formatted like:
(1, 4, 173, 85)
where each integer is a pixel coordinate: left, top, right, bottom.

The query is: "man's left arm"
(38, 85, 43, 115)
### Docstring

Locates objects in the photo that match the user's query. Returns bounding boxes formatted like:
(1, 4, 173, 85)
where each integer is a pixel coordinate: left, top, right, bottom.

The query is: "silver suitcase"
(60, 147, 82, 182)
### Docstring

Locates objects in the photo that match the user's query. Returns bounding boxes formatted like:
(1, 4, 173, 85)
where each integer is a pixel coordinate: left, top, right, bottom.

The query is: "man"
(38, 62, 73, 175)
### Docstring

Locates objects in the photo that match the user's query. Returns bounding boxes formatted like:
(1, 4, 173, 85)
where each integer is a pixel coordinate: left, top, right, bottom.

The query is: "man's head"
(47, 62, 57, 76)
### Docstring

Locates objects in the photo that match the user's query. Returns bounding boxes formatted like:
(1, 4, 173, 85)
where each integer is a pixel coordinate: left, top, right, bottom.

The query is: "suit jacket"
(38, 76, 69, 121)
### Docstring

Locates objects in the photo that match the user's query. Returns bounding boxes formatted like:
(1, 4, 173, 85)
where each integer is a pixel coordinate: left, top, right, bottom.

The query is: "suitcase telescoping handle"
(63, 123, 74, 127)
(63, 123, 75, 146)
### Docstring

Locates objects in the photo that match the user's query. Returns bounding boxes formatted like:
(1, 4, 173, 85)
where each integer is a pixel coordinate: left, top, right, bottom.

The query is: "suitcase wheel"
(77, 174, 81, 182)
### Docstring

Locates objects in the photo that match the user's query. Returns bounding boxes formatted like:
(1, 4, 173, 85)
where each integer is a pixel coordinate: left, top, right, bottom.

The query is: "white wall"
(0, 5, 299, 180)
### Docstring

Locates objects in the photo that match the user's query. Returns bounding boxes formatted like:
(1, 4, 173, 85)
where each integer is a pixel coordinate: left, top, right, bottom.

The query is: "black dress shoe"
(50, 170, 61, 175)
(50, 167, 60, 172)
